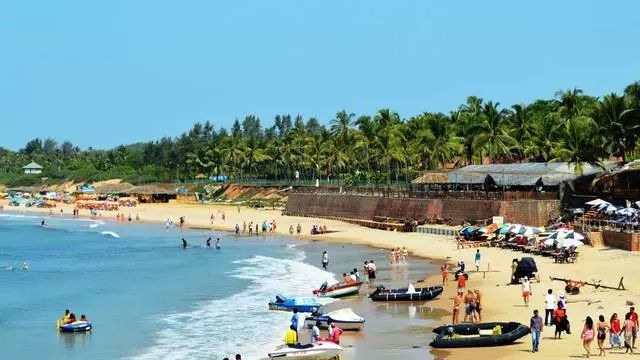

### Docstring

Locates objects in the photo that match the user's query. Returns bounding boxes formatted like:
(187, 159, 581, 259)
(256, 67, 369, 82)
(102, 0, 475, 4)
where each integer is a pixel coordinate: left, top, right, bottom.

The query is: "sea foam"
(129, 252, 336, 360)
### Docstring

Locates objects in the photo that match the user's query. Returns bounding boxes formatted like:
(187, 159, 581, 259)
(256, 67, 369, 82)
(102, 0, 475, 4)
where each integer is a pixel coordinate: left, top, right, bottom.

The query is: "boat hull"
(369, 285, 443, 302)
(268, 342, 343, 359)
(269, 303, 322, 313)
(304, 316, 364, 331)
(430, 322, 529, 348)
(313, 282, 362, 298)
(58, 321, 92, 333)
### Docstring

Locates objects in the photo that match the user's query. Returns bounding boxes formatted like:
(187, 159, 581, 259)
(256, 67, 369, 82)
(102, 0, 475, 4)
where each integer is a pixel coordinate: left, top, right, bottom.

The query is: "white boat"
(304, 308, 365, 331)
(268, 342, 343, 359)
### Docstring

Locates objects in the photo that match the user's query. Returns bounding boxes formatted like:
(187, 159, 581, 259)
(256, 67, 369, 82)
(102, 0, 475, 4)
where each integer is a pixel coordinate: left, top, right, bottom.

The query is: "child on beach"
(441, 264, 449, 286)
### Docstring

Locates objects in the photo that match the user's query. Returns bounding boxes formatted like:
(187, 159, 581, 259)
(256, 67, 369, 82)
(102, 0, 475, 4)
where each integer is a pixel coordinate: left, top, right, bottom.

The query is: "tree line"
(1, 81, 639, 187)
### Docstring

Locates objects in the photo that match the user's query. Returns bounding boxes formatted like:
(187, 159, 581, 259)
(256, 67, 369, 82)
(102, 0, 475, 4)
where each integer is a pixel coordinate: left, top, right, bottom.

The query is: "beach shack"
(23, 162, 43, 175)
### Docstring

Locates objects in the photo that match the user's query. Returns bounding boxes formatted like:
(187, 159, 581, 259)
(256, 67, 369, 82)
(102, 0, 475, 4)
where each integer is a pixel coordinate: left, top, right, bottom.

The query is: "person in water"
(68, 313, 77, 323)
(63, 310, 71, 323)
(182, 238, 188, 249)
(206, 237, 211, 248)
(215, 238, 221, 250)
(80, 314, 88, 322)
(22, 262, 29, 271)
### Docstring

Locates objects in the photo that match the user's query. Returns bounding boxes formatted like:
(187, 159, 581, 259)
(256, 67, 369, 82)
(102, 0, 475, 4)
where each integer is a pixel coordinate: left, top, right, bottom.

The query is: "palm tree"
(508, 104, 533, 160)
(524, 113, 563, 162)
(474, 101, 516, 163)
(555, 88, 584, 124)
(457, 96, 484, 165)
(330, 110, 355, 146)
(592, 93, 639, 162)
(551, 115, 604, 175)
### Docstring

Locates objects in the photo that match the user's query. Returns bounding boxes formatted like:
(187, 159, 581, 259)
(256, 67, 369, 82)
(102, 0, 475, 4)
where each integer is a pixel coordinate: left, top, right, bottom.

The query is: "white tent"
(586, 198, 609, 206)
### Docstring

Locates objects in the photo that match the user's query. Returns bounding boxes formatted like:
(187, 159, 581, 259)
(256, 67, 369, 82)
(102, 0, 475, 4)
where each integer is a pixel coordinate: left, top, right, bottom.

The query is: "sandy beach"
(5, 200, 640, 359)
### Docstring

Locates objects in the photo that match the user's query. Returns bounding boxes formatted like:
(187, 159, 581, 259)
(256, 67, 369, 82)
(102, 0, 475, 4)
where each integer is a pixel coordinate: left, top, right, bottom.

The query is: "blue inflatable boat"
(58, 321, 92, 333)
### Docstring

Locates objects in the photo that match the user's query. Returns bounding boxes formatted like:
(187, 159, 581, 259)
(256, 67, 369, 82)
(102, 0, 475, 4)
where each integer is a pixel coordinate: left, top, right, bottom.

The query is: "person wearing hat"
(558, 291, 567, 310)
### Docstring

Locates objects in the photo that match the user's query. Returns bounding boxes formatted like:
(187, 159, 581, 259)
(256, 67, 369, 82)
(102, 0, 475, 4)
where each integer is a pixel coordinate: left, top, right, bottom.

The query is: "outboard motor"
(275, 294, 288, 303)
(319, 282, 328, 293)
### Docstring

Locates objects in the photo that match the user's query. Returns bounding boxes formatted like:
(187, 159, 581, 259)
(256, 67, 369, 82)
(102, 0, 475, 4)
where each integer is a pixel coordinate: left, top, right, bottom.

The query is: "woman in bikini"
(582, 316, 594, 358)
(596, 314, 609, 356)
(452, 292, 461, 324)
(441, 263, 449, 286)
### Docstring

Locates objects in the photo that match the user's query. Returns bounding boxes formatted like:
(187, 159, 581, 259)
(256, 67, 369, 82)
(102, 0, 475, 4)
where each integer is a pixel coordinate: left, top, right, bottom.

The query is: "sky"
(1, 0, 638, 150)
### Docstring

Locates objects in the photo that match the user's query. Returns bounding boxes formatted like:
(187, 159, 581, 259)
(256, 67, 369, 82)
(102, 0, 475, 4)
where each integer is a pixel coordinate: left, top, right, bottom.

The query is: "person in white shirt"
(545, 288, 556, 326)
(349, 271, 357, 282)
(321, 251, 329, 270)
(522, 277, 532, 306)
(367, 260, 377, 280)
(311, 321, 321, 343)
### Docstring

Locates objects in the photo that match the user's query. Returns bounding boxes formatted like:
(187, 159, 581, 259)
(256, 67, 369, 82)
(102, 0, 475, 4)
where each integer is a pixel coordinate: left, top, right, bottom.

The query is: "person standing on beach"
(210, 213, 214, 224)
(530, 309, 543, 353)
(255, 223, 259, 235)
(596, 315, 609, 356)
(363, 261, 369, 282)
(289, 225, 294, 236)
(235, 224, 240, 236)
(463, 290, 476, 323)
(474, 249, 481, 272)
(290, 309, 299, 336)
(554, 303, 567, 339)
(296, 223, 301, 237)
(242, 221, 247, 234)
(610, 313, 622, 349)
(545, 289, 555, 326)
(321, 251, 328, 270)
(581, 316, 594, 357)
(628, 307, 638, 348)
(456, 273, 466, 295)
(452, 292, 461, 324)
(441, 264, 449, 286)
(474, 289, 483, 322)
(248, 222, 253, 235)
(522, 277, 532, 306)
(624, 313, 635, 353)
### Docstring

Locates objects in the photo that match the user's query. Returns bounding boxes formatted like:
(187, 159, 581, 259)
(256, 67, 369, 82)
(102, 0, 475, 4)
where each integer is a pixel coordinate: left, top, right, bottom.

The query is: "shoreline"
(4, 200, 640, 359)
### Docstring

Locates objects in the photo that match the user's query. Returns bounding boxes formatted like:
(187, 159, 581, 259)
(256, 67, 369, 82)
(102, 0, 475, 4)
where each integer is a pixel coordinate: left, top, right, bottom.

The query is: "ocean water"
(0, 213, 335, 360)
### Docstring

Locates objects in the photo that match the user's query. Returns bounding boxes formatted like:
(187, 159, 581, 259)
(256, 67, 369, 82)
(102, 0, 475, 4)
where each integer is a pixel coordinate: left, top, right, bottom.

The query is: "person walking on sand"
(624, 313, 635, 353)
(554, 303, 567, 339)
(581, 316, 594, 357)
(456, 272, 466, 295)
(210, 214, 214, 224)
(452, 292, 462, 324)
(596, 315, 609, 356)
(545, 289, 555, 326)
(441, 264, 449, 286)
(321, 251, 328, 270)
(628, 306, 638, 348)
(474, 249, 481, 272)
(522, 277, 532, 306)
(530, 309, 543, 353)
(610, 313, 622, 349)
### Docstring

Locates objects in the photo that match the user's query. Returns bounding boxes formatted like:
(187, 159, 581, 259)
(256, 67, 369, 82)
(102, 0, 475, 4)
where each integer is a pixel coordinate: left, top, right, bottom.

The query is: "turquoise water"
(0, 213, 335, 360)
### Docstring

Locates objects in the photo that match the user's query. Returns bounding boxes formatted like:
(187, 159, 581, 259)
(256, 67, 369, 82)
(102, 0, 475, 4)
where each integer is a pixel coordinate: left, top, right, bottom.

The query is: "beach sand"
(5, 200, 640, 359)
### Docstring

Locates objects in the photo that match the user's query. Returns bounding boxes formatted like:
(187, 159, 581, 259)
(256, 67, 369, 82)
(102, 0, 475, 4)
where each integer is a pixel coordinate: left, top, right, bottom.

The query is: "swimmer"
(215, 238, 221, 250)
(41, 219, 46, 227)
(182, 238, 188, 249)
(22, 262, 29, 271)
(206, 237, 212, 248)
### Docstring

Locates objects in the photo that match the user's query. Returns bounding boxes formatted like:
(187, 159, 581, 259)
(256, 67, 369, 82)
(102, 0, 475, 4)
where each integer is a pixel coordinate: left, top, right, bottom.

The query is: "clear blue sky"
(1, 0, 638, 150)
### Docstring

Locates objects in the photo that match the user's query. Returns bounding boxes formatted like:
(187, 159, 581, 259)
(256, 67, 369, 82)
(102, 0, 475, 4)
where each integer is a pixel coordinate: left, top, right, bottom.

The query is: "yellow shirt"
(284, 329, 297, 345)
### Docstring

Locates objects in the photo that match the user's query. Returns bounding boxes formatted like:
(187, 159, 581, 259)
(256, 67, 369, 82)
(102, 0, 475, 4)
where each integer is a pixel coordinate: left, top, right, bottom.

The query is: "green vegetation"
(1, 82, 639, 187)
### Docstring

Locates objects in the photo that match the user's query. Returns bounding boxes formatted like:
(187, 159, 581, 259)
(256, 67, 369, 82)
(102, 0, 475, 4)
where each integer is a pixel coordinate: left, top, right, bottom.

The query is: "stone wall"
(601, 231, 640, 251)
(285, 193, 560, 226)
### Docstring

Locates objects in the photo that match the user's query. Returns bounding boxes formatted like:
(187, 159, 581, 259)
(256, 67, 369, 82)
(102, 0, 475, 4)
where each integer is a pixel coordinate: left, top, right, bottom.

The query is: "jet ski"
(268, 341, 343, 359)
(304, 308, 365, 331)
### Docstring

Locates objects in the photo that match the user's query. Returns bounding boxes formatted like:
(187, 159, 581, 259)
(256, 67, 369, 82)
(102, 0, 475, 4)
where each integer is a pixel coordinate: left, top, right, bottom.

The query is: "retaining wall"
(285, 193, 560, 226)
(601, 231, 640, 251)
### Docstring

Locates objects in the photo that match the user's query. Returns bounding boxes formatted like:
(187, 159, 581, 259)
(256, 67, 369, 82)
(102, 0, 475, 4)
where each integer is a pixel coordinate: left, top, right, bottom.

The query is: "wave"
(0, 213, 104, 225)
(101, 231, 120, 239)
(128, 253, 336, 360)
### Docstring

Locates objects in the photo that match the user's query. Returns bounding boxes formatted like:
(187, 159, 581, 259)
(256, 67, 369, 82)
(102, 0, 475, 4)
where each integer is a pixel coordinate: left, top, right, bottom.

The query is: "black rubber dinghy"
(369, 285, 443, 301)
(430, 322, 529, 348)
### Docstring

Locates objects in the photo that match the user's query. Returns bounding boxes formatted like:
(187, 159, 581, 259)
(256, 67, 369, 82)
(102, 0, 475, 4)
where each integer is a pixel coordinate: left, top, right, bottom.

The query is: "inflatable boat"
(268, 341, 343, 359)
(304, 308, 365, 330)
(312, 281, 362, 298)
(369, 284, 443, 302)
(58, 320, 93, 333)
(269, 294, 323, 313)
(430, 322, 529, 348)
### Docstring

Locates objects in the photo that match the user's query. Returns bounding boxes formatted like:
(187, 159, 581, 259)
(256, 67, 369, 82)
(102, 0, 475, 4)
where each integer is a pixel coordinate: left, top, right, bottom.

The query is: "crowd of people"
(389, 247, 409, 264)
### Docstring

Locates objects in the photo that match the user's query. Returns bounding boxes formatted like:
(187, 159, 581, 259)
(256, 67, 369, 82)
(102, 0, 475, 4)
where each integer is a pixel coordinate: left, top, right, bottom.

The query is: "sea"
(0, 212, 441, 360)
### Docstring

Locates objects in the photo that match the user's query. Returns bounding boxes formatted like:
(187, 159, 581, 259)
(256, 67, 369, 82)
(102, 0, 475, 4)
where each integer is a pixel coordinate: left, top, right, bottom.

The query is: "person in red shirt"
(328, 322, 343, 345)
(610, 313, 622, 349)
(629, 307, 638, 348)
(553, 304, 567, 339)
(457, 274, 466, 294)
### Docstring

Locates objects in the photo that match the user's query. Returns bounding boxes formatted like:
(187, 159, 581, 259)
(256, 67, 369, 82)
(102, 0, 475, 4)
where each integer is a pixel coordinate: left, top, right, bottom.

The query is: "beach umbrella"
(543, 237, 555, 246)
(524, 227, 543, 236)
(617, 208, 637, 216)
(635, 201, 640, 209)
(478, 227, 488, 233)
(600, 204, 618, 213)
(557, 238, 584, 248)
(586, 198, 608, 206)
(497, 228, 509, 234)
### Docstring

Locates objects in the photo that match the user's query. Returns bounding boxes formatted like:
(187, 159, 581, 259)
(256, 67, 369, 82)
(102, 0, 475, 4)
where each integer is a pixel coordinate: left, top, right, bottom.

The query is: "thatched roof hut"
(592, 160, 640, 194)
(96, 182, 135, 194)
(126, 185, 175, 195)
(411, 170, 451, 184)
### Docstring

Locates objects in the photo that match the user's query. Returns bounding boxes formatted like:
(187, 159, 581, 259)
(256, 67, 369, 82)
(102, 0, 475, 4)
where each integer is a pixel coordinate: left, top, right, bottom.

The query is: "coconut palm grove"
(1, 82, 639, 187)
